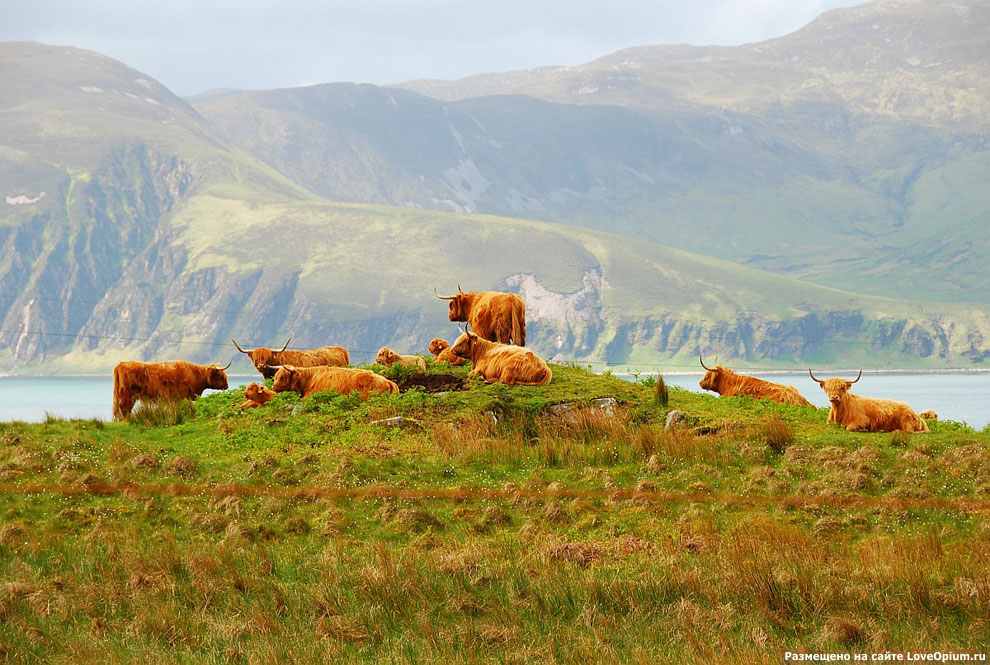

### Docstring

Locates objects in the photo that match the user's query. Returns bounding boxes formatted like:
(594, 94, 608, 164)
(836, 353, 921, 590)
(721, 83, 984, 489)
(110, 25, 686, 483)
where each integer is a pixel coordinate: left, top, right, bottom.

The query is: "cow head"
(809, 369, 862, 405)
(698, 355, 724, 392)
(435, 285, 471, 322)
(232, 338, 291, 378)
(270, 365, 298, 393)
(449, 326, 478, 358)
(244, 382, 274, 404)
(375, 347, 400, 366)
(207, 361, 231, 390)
(428, 338, 449, 356)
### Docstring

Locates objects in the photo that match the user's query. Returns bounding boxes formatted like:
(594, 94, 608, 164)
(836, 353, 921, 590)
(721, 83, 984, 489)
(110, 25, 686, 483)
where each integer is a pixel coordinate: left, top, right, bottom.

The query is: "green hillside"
(1, 30, 989, 372)
(1, 366, 987, 661)
(193, 0, 990, 302)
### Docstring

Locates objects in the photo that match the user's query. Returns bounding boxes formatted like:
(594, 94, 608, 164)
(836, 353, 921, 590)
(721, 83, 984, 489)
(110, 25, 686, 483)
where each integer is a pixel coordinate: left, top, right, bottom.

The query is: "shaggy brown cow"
(428, 338, 464, 366)
(231, 338, 350, 379)
(435, 286, 526, 346)
(270, 365, 399, 400)
(239, 382, 275, 409)
(699, 356, 812, 406)
(449, 328, 551, 386)
(376, 346, 427, 371)
(918, 410, 938, 421)
(113, 360, 230, 420)
(809, 369, 929, 433)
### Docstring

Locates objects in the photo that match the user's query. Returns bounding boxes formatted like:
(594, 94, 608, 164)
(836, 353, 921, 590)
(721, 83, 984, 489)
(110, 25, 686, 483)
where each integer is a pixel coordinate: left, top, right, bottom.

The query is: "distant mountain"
(194, 0, 990, 303)
(2, 3, 990, 373)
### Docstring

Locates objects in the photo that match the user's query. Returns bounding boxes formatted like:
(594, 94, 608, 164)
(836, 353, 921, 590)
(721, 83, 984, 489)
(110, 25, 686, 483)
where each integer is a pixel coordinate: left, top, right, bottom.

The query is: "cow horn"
(434, 286, 456, 300)
(458, 284, 464, 293)
(277, 338, 291, 353)
(699, 355, 712, 371)
(808, 368, 824, 385)
(231, 338, 250, 354)
(850, 369, 863, 384)
(218, 360, 232, 371)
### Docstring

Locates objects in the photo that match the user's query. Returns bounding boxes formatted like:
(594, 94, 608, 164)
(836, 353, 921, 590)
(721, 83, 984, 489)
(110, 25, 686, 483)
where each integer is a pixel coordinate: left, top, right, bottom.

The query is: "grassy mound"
(0, 365, 987, 663)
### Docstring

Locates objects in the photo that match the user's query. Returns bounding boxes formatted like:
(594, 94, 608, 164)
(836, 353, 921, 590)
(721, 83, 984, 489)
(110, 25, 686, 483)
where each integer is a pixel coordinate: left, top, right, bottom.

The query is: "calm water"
(0, 372, 986, 428)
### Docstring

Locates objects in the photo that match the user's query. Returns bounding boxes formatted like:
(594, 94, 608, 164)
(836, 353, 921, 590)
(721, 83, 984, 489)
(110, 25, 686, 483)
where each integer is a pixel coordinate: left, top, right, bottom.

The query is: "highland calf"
(239, 382, 275, 409)
(232, 338, 349, 379)
(449, 328, 551, 386)
(113, 360, 230, 420)
(918, 410, 938, 421)
(428, 338, 464, 366)
(435, 286, 526, 346)
(809, 369, 928, 433)
(699, 356, 811, 406)
(376, 346, 427, 371)
(271, 365, 399, 400)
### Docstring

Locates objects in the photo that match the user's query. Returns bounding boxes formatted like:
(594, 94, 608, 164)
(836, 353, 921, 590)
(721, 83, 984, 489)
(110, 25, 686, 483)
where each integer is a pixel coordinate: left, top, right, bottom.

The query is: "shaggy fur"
(699, 362, 811, 407)
(232, 338, 349, 379)
(113, 360, 229, 420)
(272, 365, 399, 400)
(918, 410, 938, 421)
(239, 382, 275, 409)
(449, 331, 551, 386)
(428, 338, 464, 366)
(436, 288, 526, 346)
(376, 347, 427, 371)
(811, 372, 928, 433)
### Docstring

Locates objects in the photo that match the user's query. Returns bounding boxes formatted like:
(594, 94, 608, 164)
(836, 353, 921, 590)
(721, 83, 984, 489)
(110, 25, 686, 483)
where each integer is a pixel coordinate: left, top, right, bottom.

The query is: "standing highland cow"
(435, 286, 526, 346)
(113, 360, 230, 419)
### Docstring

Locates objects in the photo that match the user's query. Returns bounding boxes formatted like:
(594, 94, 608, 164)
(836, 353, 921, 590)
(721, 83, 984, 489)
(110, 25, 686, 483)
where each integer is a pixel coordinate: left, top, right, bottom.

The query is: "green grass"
(1, 365, 987, 663)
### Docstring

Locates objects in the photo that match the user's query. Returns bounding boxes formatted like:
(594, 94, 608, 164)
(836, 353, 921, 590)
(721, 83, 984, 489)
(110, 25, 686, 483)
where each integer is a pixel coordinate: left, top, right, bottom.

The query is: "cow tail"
(112, 365, 123, 420)
(514, 307, 526, 347)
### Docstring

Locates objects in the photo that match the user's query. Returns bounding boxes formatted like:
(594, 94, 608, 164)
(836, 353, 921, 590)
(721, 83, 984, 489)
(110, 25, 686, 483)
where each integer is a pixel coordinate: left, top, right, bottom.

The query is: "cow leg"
(114, 394, 137, 420)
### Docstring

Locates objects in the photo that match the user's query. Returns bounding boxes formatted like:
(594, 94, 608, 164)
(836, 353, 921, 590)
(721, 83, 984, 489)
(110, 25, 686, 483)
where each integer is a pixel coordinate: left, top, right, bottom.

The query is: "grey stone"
(665, 410, 687, 432)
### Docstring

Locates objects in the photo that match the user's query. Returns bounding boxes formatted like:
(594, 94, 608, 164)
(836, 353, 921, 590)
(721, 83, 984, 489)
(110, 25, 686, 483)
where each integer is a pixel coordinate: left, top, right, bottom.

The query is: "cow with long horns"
(449, 326, 551, 386)
(231, 338, 350, 379)
(809, 369, 928, 433)
(435, 285, 526, 346)
(270, 365, 399, 400)
(699, 356, 812, 406)
(112, 360, 230, 420)
(428, 338, 464, 366)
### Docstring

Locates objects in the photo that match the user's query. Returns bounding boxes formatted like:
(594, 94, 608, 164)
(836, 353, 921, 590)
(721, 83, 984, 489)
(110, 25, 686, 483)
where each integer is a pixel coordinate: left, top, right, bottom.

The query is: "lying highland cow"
(376, 347, 427, 371)
(428, 338, 464, 366)
(809, 369, 928, 433)
(270, 365, 399, 400)
(699, 356, 812, 406)
(232, 338, 349, 379)
(239, 382, 275, 409)
(449, 328, 551, 386)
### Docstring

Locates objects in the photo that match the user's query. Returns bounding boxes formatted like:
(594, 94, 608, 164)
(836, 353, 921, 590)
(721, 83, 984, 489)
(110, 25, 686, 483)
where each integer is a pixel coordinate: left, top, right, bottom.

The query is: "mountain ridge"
(2, 1, 990, 371)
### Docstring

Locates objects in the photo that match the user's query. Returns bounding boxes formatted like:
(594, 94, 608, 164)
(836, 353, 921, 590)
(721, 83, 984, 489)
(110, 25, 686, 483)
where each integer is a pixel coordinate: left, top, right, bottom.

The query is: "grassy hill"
(0, 365, 987, 661)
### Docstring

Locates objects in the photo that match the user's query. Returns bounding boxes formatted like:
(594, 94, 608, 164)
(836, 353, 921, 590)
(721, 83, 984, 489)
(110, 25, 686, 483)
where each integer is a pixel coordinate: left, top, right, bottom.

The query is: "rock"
(370, 416, 423, 430)
(665, 410, 687, 432)
(545, 398, 620, 424)
(590, 397, 618, 415)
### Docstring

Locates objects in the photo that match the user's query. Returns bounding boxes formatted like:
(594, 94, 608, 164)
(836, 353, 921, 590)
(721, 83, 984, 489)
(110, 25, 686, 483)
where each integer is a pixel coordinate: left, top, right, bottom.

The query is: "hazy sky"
(3, 0, 858, 95)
